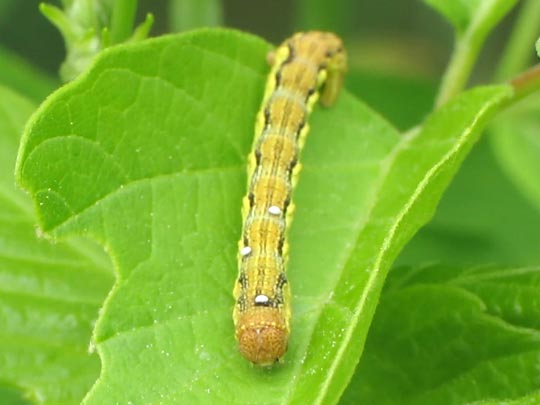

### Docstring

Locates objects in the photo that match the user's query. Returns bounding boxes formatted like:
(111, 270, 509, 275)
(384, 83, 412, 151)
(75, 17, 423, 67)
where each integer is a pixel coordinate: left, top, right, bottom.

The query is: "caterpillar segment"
(233, 31, 347, 365)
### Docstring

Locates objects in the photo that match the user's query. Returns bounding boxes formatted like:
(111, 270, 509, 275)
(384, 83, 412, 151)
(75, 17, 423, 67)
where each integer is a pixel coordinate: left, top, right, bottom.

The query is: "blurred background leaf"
(341, 264, 540, 404)
(0, 84, 113, 404)
(168, 0, 223, 32)
(0, 46, 58, 103)
(397, 134, 540, 267)
(490, 94, 540, 213)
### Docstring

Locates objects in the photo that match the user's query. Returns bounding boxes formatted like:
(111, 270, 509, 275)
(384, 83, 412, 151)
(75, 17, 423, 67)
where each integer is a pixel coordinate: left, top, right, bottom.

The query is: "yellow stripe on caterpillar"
(233, 31, 347, 366)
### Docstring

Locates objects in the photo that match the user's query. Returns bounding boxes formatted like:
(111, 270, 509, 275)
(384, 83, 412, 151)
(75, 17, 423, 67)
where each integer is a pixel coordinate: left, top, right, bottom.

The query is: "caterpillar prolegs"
(233, 32, 347, 365)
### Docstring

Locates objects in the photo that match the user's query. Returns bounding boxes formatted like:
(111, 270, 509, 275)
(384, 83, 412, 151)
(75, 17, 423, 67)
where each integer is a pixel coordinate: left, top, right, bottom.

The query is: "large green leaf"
(16, 29, 511, 403)
(342, 265, 540, 404)
(0, 84, 113, 404)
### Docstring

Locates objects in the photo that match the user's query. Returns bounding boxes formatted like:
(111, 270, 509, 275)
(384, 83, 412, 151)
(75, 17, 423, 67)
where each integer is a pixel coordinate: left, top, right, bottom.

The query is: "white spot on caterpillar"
(240, 246, 252, 256)
(268, 205, 282, 215)
(254, 294, 270, 304)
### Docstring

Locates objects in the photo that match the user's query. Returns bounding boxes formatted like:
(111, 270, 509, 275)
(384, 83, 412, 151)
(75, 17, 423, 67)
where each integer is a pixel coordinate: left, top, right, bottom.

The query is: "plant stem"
(39, 3, 79, 44)
(169, 0, 223, 32)
(435, 30, 479, 108)
(509, 64, 540, 102)
(496, 0, 540, 81)
(110, 0, 138, 44)
(435, 0, 519, 108)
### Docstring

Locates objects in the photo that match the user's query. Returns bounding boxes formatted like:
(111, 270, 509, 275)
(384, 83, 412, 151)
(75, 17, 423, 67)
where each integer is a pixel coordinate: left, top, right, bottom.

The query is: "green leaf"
(476, 391, 540, 404)
(0, 84, 113, 404)
(490, 94, 540, 212)
(348, 70, 540, 267)
(424, 0, 481, 33)
(341, 265, 540, 404)
(16, 29, 511, 403)
(346, 65, 540, 267)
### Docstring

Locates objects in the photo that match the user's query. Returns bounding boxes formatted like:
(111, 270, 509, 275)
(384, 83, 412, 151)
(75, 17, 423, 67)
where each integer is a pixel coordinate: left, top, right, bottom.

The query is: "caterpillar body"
(233, 31, 347, 365)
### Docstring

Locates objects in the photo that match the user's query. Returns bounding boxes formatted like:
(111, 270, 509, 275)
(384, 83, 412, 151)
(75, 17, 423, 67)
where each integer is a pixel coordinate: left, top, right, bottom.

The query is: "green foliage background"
(1, 0, 540, 404)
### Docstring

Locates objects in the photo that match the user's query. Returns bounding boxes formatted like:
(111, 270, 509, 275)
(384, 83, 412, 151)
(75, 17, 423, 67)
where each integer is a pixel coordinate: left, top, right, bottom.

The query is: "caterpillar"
(233, 31, 347, 365)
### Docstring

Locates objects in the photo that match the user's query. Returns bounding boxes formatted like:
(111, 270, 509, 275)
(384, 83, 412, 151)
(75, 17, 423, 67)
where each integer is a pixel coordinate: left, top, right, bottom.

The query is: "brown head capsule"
(236, 307, 288, 365)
